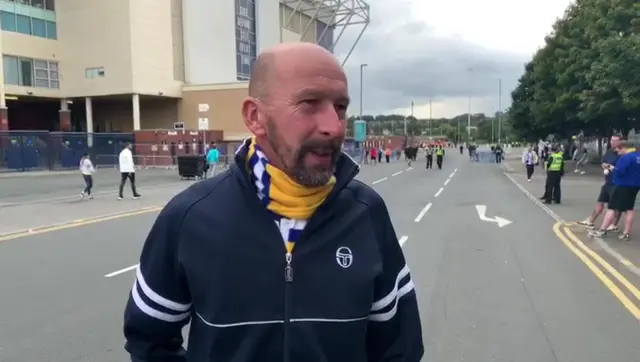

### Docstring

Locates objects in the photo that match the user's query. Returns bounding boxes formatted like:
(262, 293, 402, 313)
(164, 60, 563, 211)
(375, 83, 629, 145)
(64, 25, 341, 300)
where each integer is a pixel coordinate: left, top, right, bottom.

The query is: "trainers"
(80, 192, 85, 198)
(118, 196, 123, 200)
(589, 229, 607, 237)
(605, 225, 619, 232)
(577, 219, 595, 228)
(133, 194, 142, 199)
(618, 233, 630, 240)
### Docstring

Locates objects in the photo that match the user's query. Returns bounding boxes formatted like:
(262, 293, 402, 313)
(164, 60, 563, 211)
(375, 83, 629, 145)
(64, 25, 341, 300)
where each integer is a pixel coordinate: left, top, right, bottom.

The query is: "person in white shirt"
(118, 142, 142, 200)
(79, 152, 95, 199)
(522, 146, 538, 182)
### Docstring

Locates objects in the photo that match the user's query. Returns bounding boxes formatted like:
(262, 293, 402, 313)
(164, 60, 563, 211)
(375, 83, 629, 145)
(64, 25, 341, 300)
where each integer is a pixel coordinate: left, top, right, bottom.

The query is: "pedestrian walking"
(436, 145, 444, 169)
(118, 142, 142, 200)
(425, 145, 434, 169)
(205, 142, 220, 178)
(123, 42, 424, 362)
(522, 146, 538, 181)
(79, 152, 95, 199)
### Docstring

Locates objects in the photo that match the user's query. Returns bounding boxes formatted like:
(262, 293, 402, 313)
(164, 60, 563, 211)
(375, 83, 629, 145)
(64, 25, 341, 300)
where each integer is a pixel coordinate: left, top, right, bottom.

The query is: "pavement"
(0, 168, 183, 205)
(2, 149, 640, 362)
(502, 153, 640, 284)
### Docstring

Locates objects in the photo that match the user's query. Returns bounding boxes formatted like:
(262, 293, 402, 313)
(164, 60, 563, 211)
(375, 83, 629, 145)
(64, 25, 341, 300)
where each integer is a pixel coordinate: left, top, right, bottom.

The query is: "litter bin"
(177, 155, 206, 180)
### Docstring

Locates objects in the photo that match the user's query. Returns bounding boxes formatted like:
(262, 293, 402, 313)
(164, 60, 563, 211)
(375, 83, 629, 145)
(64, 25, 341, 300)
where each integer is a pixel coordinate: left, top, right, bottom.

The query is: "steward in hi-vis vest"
(541, 145, 564, 204)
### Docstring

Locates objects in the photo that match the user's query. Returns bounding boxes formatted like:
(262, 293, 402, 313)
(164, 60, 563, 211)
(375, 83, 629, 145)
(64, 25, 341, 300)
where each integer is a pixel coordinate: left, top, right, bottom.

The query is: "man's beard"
(266, 121, 341, 187)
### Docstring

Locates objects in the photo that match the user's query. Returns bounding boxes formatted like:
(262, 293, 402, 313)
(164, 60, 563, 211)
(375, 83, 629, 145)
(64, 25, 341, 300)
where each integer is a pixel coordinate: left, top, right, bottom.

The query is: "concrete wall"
(180, 83, 250, 141)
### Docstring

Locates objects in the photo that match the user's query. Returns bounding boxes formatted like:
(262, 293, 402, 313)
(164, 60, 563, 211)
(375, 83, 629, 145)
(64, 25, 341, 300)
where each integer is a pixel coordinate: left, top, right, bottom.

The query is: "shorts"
(597, 184, 612, 204)
(608, 185, 640, 212)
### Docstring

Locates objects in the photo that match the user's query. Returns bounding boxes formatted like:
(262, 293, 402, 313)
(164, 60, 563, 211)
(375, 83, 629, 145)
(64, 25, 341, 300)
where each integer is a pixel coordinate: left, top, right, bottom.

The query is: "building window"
(2, 55, 59, 89)
(16, 14, 31, 35)
(0, 11, 17, 32)
(45, 20, 56, 39)
(85, 67, 105, 79)
(3, 55, 19, 85)
(19, 59, 33, 86)
(235, 0, 256, 81)
(44, 0, 54, 11)
(30, 0, 45, 8)
(0, 10, 57, 39)
(32, 18, 46, 37)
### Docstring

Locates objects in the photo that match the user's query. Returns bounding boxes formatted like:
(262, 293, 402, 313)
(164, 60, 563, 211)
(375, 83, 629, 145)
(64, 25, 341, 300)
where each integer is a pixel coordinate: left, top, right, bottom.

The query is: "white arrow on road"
(475, 205, 512, 228)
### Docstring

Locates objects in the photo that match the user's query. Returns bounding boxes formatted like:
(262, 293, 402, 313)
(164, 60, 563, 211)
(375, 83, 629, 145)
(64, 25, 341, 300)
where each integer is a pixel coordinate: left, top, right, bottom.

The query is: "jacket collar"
(231, 137, 360, 194)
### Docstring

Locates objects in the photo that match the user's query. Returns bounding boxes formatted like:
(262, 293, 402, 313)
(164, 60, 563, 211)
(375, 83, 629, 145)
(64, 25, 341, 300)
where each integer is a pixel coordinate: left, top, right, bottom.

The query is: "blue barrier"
(0, 131, 134, 172)
(470, 151, 501, 164)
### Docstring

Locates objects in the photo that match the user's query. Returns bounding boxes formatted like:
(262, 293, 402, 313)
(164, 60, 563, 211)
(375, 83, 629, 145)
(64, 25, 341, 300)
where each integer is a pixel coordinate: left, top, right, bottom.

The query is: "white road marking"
(449, 171, 456, 178)
(399, 235, 408, 247)
(444, 178, 451, 186)
(372, 177, 388, 184)
(414, 202, 432, 223)
(105, 264, 138, 278)
(434, 187, 444, 198)
(406, 167, 413, 171)
(392, 171, 403, 176)
(504, 171, 640, 278)
(503, 172, 563, 222)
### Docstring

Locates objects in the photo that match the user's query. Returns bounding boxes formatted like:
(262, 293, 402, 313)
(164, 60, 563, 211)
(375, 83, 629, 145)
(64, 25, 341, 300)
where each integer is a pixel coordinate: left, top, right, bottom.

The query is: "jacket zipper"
(283, 251, 293, 362)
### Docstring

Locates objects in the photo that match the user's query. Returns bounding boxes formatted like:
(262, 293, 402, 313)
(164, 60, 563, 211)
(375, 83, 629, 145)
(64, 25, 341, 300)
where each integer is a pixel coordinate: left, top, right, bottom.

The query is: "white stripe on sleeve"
(131, 281, 192, 323)
(131, 266, 192, 323)
(369, 264, 414, 322)
(136, 267, 191, 312)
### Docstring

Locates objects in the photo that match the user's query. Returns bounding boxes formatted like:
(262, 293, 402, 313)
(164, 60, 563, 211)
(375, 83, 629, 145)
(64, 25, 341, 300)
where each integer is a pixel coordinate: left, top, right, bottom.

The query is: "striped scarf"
(246, 138, 335, 253)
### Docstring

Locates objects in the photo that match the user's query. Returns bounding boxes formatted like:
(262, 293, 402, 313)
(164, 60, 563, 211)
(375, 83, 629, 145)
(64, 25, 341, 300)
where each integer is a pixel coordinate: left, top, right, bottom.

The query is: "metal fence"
(0, 131, 134, 172)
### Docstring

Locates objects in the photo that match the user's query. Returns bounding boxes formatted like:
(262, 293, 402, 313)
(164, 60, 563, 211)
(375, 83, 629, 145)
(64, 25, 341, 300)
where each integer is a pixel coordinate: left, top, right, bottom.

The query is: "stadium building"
(0, 0, 369, 141)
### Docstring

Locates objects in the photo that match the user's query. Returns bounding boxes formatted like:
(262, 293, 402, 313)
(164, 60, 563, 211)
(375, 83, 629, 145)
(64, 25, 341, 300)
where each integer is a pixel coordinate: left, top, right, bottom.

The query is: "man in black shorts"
(590, 141, 640, 240)
(578, 135, 622, 230)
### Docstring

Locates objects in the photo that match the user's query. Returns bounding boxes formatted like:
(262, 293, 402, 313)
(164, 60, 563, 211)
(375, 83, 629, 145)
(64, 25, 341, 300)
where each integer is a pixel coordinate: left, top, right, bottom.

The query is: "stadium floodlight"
(280, 0, 370, 66)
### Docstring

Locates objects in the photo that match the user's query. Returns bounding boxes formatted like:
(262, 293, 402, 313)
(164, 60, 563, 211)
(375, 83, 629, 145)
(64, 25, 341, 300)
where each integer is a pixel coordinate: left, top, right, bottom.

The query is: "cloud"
(333, 0, 530, 118)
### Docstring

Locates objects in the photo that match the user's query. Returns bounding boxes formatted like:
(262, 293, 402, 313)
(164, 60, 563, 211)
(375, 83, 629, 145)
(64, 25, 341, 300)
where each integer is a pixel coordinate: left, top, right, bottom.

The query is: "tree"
(508, 0, 640, 139)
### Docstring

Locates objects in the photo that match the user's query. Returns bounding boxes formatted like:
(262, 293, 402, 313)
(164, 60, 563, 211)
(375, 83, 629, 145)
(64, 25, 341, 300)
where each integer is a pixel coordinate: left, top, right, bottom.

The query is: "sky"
(333, 0, 574, 118)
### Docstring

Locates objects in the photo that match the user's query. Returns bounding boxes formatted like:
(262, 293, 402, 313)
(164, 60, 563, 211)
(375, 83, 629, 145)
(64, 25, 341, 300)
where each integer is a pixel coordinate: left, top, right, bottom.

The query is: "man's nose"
(317, 107, 344, 137)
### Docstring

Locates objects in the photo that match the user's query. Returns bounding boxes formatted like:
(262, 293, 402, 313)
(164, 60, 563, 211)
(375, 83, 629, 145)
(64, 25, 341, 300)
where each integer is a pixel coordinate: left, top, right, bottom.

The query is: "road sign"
(198, 118, 209, 130)
(353, 120, 366, 142)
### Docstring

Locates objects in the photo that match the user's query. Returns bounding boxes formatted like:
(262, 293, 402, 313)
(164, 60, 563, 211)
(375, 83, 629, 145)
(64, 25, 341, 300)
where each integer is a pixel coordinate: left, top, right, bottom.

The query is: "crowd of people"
(521, 135, 639, 240)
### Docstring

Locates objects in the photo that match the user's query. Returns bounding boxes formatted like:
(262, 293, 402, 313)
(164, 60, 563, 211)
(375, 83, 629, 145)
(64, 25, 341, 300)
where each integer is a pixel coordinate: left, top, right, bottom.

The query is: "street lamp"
(429, 99, 433, 137)
(467, 68, 473, 142)
(497, 78, 503, 143)
(359, 63, 367, 122)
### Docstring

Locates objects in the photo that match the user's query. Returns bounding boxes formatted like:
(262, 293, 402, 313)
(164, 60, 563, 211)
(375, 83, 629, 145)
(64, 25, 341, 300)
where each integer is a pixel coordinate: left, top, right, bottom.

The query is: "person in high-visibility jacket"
(436, 146, 445, 169)
(541, 145, 564, 204)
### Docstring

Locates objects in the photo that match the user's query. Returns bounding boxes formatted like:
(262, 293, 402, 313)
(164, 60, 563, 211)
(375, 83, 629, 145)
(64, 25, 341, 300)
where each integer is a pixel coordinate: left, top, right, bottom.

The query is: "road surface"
(1, 150, 639, 362)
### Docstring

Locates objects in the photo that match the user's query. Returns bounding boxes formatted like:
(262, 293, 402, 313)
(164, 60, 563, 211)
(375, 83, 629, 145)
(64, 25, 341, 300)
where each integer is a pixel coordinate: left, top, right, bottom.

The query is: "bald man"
(123, 43, 424, 362)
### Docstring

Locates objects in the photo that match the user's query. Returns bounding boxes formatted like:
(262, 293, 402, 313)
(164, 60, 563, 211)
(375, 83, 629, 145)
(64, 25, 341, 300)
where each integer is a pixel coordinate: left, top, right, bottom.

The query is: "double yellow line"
(553, 222, 640, 320)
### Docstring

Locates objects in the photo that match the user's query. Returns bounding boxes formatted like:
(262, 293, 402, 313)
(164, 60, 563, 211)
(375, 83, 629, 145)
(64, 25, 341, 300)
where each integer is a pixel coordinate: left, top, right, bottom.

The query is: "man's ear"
(241, 97, 266, 137)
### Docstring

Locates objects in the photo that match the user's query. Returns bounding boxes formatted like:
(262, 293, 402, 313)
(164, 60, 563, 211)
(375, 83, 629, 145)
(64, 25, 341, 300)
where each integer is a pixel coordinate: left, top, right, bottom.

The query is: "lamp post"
(359, 63, 367, 121)
(467, 68, 473, 142)
(497, 78, 503, 143)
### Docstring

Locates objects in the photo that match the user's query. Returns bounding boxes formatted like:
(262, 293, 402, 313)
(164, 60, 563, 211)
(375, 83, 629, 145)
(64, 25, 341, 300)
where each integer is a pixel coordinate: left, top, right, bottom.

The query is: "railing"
(0, 131, 134, 172)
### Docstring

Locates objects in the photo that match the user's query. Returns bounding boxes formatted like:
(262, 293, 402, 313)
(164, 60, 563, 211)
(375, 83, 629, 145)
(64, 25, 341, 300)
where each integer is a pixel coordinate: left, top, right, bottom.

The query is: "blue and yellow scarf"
(246, 137, 335, 253)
